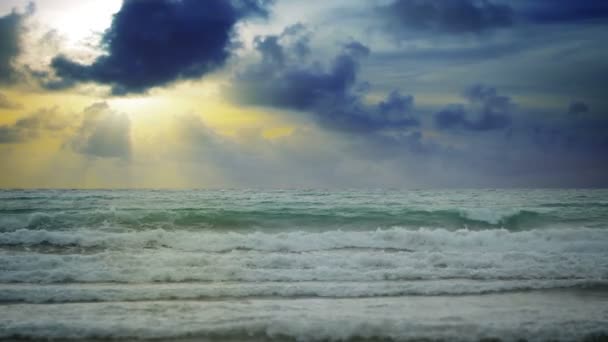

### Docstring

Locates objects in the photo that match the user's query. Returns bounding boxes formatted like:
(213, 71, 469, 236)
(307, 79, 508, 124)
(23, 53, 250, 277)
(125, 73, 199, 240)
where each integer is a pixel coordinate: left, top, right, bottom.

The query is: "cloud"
(69, 102, 131, 159)
(0, 126, 22, 143)
(520, 1, 608, 24)
(0, 107, 70, 143)
(435, 84, 512, 131)
(0, 92, 22, 110)
(568, 101, 590, 115)
(0, 3, 34, 84)
(166, 114, 431, 188)
(142, 98, 608, 187)
(373, 0, 608, 39)
(422, 85, 608, 186)
(375, 0, 513, 36)
(228, 26, 419, 134)
(47, 0, 273, 95)
(527, 108, 608, 154)
(0, 102, 131, 159)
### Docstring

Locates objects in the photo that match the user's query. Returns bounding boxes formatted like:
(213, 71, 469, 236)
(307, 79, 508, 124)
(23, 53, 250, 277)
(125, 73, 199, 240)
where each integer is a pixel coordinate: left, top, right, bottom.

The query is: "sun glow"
(44, 0, 122, 47)
(108, 96, 167, 116)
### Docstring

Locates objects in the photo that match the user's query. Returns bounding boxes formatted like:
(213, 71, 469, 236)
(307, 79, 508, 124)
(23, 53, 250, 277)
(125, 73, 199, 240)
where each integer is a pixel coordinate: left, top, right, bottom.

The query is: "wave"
(2, 190, 607, 342)
(540, 201, 608, 208)
(1, 280, 607, 304)
(1, 227, 606, 284)
(2, 189, 608, 233)
(1, 294, 607, 341)
(1, 226, 607, 253)
(0, 207, 571, 232)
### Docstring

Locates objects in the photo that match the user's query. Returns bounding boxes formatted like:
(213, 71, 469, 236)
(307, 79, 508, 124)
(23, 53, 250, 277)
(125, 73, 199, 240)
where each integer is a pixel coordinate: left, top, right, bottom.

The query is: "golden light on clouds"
(1, 0, 603, 189)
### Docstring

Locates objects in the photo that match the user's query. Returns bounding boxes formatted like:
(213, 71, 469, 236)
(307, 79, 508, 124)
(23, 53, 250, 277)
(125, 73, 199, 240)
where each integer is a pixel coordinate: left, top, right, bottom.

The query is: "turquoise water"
(1, 189, 607, 341)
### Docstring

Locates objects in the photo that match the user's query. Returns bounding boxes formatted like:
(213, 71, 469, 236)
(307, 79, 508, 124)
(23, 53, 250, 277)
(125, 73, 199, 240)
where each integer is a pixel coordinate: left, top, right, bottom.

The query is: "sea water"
(0, 189, 607, 341)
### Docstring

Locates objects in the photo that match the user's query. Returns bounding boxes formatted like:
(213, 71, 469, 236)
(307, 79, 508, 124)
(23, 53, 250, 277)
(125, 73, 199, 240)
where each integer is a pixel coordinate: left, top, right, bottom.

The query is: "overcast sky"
(0, 0, 607, 188)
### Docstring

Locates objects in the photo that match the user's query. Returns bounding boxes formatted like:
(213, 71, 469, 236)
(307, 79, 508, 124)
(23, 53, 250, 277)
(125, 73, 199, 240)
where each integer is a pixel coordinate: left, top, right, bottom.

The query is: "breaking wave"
(2, 280, 607, 304)
(0, 207, 576, 232)
(1, 225, 607, 253)
(1, 295, 607, 342)
(0, 227, 606, 284)
(2, 189, 608, 341)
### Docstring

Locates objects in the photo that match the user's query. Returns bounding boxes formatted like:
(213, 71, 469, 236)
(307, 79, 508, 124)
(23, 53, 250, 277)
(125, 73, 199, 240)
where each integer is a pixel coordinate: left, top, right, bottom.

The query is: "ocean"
(0, 189, 607, 341)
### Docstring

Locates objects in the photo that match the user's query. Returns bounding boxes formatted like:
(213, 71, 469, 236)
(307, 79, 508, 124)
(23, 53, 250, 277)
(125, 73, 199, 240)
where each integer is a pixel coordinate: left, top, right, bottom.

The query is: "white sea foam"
(2, 190, 608, 341)
(1, 226, 607, 253)
(458, 207, 543, 225)
(1, 280, 606, 303)
(1, 227, 606, 283)
(1, 233, 606, 284)
(1, 293, 607, 341)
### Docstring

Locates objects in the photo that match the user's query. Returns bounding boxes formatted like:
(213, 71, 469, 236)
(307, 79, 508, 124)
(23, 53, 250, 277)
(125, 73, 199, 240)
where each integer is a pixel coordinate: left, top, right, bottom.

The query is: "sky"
(0, 0, 607, 188)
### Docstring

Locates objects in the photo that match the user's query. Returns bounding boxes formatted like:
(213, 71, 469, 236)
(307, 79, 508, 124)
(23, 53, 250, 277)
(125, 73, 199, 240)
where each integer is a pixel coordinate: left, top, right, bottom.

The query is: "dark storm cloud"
(229, 26, 419, 134)
(48, 0, 273, 95)
(373, 0, 608, 38)
(422, 84, 608, 186)
(235, 40, 367, 111)
(434, 87, 608, 155)
(435, 84, 512, 131)
(568, 101, 590, 116)
(69, 102, 131, 159)
(0, 107, 69, 143)
(519, 1, 608, 24)
(376, 0, 514, 35)
(253, 22, 311, 66)
(0, 12, 21, 84)
(527, 106, 608, 154)
(0, 92, 22, 110)
(0, 3, 34, 84)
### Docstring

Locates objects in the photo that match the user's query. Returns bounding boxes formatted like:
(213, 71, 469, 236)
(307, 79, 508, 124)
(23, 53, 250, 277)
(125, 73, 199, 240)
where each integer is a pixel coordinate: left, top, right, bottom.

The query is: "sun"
(109, 96, 159, 113)
(44, 0, 122, 47)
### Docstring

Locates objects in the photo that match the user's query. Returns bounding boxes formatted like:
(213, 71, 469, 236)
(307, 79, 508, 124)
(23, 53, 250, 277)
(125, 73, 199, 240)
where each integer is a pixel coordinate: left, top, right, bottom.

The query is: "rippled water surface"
(1, 189, 607, 341)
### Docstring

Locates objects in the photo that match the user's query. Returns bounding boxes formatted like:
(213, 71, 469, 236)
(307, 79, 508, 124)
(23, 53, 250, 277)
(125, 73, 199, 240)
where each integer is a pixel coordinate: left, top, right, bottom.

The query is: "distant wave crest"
(0, 206, 569, 232)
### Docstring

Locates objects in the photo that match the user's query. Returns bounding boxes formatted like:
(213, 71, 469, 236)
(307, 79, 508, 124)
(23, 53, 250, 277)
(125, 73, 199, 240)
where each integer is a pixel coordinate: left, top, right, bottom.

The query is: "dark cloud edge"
(43, 0, 274, 96)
